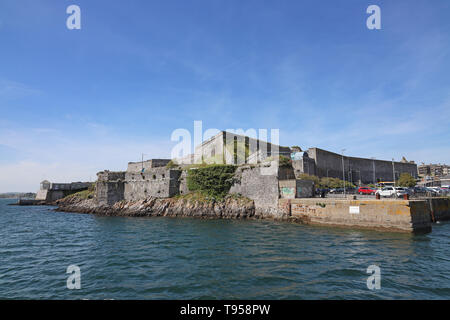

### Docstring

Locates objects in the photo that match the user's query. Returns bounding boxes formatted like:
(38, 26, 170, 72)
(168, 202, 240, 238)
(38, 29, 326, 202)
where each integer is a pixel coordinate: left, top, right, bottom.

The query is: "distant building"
(444, 167, 450, 176)
(441, 175, 450, 188)
(35, 180, 92, 202)
(418, 163, 449, 177)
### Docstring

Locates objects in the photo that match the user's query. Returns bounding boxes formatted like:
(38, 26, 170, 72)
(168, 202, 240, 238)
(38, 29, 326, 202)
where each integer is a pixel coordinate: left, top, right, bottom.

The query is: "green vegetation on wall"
(166, 160, 178, 169)
(187, 164, 237, 198)
(64, 189, 94, 200)
(279, 155, 293, 167)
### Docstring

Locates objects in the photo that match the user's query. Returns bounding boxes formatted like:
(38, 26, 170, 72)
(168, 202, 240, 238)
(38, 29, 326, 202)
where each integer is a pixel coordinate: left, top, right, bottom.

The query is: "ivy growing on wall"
(187, 164, 237, 199)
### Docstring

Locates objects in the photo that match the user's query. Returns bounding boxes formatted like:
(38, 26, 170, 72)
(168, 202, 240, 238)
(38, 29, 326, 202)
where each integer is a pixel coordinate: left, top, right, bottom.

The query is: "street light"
(141, 153, 148, 173)
(371, 157, 376, 186)
(342, 149, 346, 197)
(392, 158, 395, 187)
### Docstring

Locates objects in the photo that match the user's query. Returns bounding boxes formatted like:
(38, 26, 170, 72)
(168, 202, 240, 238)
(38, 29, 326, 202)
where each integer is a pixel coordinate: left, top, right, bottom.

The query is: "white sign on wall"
(349, 206, 360, 214)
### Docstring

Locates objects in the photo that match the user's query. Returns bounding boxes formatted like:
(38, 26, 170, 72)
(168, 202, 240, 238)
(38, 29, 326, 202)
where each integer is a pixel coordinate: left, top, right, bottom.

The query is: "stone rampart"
(307, 148, 418, 184)
(229, 164, 280, 217)
(124, 167, 181, 201)
(127, 159, 171, 173)
(96, 171, 126, 206)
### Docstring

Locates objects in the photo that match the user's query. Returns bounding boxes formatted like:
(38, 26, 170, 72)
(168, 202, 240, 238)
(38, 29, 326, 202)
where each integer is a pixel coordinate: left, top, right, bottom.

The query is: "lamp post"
(371, 157, 376, 186)
(392, 158, 395, 187)
(141, 153, 148, 173)
(342, 149, 346, 197)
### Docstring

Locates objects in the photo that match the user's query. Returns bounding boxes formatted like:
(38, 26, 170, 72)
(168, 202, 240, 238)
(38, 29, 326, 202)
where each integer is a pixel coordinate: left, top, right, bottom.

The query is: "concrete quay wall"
(277, 198, 446, 233)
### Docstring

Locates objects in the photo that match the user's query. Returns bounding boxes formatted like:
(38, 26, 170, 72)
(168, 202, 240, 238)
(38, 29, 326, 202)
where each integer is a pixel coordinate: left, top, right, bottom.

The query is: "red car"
(357, 187, 376, 195)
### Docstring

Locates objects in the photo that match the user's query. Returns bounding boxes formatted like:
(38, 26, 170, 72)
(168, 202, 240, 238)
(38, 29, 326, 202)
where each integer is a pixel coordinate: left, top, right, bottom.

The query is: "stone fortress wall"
(127, 159, 171, 172)
(36, 180, 92, 202)
(193, 131, 291, 165)
(96, 171, 125, 206)
(307, 148, 418, 184)
(124, 167, 181, 201)
(94, 131, 419, 213)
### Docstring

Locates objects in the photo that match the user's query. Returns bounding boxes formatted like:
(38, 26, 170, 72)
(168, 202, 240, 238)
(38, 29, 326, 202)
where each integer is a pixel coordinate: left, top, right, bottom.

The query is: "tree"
(299, 174, 320, 188)
(320, 177, 355, 189)
(397, 173, 416, 187)
(279, 155, 293, 168)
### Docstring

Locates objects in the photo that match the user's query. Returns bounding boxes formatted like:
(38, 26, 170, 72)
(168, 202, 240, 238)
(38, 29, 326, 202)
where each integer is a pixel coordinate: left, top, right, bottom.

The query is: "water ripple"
(1, 199, 450, 299)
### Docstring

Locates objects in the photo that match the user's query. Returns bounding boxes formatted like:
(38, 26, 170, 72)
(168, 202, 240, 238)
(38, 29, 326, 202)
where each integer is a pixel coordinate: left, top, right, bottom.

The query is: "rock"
(54, 195, 267, 221)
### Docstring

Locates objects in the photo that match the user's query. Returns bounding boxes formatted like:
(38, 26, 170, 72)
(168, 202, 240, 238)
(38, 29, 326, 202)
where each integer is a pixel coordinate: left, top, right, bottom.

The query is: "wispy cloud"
(0, 79, 41, 99)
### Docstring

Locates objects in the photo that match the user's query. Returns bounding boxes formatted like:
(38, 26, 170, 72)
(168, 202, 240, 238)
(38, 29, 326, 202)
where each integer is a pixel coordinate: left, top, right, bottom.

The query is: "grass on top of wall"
(64, 189, 95, 201)
(174, 192, 252, 205)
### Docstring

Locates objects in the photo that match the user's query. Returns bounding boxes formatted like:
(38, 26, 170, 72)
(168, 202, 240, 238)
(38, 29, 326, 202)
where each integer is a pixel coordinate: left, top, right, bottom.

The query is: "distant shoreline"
(0, 193, 36, 199)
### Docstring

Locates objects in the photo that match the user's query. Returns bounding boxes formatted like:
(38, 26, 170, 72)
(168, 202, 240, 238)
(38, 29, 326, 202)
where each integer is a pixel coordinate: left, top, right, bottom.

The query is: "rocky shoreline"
(53, 195, 284, 220)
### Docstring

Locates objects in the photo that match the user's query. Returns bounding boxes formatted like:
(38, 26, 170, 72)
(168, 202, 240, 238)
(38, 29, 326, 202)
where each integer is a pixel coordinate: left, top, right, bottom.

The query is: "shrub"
(397, 173, 417, 187)
(187, 164, 237, 199)
(279, 155, 292, 168)
(299, 174, 321, 188)
(166, 160, 178, 169)
(319, 177, 355, 189)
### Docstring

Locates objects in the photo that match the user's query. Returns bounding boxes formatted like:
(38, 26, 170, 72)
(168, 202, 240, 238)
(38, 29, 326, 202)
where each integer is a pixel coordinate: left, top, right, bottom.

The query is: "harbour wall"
(278, 198, 450, 233)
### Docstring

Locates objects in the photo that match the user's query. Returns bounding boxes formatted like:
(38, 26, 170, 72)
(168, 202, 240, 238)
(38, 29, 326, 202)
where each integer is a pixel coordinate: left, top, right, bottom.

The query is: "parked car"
(395, 187, 411, 195)
(424, 187, 440, 196)
(357, 187, 377, 195)
(315, 188, 329, 197)
(328, 187, 356, 194)
(435, 187, 449, 195)
(376, 187, 408, 198)
(427, 187, 443, 195)
(412, 186, 428, 195)
(329, 188, 343, 194)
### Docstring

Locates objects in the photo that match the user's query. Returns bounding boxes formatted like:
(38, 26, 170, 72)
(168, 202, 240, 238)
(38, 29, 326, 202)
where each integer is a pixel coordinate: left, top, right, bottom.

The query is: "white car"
(376, 187, 408, 198)
(427, 187, 443, 195)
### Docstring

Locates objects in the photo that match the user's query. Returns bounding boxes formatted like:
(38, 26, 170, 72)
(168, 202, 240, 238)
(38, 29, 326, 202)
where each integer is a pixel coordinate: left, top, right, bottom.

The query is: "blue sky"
(0, 0, 449, 192)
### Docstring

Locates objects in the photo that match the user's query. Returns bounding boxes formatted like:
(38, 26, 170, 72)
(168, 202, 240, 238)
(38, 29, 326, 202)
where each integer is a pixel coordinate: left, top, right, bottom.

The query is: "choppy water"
(1, 198, 450, 299)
